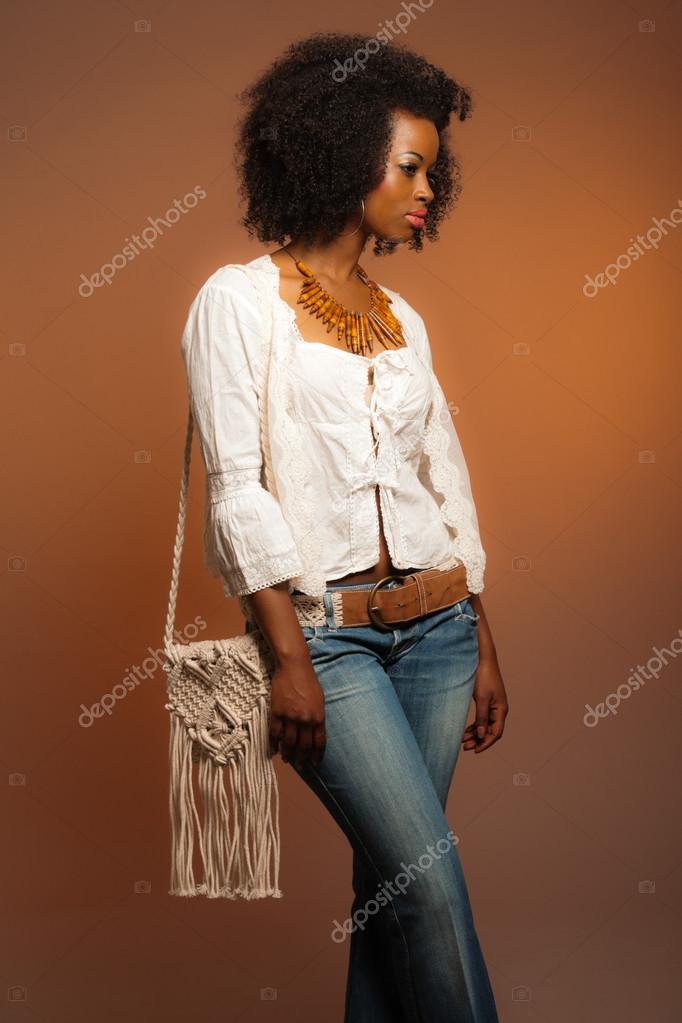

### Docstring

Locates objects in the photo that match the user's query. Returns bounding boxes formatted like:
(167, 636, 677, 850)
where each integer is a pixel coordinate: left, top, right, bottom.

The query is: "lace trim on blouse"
(420, 370, 486, 594)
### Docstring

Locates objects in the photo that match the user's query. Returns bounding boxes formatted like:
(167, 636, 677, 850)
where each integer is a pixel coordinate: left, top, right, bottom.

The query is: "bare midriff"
(327, 490, 418, 586)
(327, 362, 420, 586)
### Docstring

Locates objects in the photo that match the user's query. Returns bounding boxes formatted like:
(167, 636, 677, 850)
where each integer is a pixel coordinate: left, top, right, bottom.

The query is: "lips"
(405, 213, 426, 228)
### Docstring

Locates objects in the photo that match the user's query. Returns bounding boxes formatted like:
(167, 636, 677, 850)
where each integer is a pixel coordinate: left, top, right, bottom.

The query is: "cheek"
(374, 170, 403, 194)
(366, 173, 403, 216)
(364, 170, 413, 232)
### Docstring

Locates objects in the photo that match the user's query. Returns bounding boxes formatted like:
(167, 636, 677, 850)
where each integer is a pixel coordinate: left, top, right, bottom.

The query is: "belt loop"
(322, 590, 336, 628)
(413, 572, 427, 616)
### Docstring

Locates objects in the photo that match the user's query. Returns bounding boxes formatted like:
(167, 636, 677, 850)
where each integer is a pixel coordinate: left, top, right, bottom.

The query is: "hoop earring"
(338, 198, 365, 237)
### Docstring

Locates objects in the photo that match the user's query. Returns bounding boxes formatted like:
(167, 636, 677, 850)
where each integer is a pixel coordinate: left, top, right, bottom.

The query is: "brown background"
(2, 1, 682, 1020)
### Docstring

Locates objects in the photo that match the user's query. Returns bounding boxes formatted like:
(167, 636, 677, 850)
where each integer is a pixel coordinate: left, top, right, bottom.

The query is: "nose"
(415, 179, 434, 205)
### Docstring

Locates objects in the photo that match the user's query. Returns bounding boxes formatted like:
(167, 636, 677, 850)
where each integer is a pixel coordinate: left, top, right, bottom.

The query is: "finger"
(474, 699, 491, 741)
(461, 712, 493, 750)
(474, 731, 497, 752)
(280, 719, 298, 763)
(460, 722, 477, 748)
(311, 722, 327, 767)
(473, 707, 506, 753)
(464, 712, 496, 752)
(489, 706, 509, 739)
(483, 703, 507, 735)
(293, 725, 313, 770)
(461, 731, 480, 750)
(269, 716, 285, 756)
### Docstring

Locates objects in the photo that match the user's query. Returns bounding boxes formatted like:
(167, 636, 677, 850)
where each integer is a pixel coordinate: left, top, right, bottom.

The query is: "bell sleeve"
(180, 268, 304, 597)
(412, 310, 487, 594)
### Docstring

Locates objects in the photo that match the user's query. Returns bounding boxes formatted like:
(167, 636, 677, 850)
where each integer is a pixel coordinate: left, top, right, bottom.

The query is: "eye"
(400, 164, 437, 185)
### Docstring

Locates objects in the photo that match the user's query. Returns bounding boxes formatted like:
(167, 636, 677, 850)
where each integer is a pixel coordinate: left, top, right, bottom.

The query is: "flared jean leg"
(291, 597, 499, 1023)
(342, 840, 406, 1021)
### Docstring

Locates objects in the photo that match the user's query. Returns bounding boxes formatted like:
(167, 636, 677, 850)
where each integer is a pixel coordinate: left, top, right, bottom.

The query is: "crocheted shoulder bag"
(161, 263, 283, 901)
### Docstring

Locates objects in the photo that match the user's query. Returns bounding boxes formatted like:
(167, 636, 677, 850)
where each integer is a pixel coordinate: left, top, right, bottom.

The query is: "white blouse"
(180, 253, 486, 597)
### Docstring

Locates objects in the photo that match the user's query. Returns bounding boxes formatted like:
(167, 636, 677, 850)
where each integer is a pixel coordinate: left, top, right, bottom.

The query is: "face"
(362, 109, 439, 242)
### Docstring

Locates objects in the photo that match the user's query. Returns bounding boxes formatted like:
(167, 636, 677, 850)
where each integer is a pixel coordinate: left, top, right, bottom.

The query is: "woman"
(181, 31, 508, 1023)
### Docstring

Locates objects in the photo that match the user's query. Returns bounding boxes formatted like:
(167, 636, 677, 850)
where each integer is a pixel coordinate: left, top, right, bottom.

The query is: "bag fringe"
(167, 694, 283, 899)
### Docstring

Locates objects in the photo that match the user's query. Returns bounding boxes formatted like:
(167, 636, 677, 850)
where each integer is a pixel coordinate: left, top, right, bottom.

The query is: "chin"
(378, 223, 413, 243)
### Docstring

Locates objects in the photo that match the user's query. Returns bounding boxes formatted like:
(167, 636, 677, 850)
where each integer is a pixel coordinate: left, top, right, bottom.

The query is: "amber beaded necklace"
(282, 247, 406, 357)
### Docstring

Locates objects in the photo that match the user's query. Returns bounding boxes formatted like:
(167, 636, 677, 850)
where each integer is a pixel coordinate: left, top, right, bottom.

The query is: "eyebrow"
(397, 150, 438, 168)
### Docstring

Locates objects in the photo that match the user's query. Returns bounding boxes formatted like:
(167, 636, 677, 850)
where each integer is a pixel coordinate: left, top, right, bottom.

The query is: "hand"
(461, 656, 509, 754)
(269, 656, 326, 770)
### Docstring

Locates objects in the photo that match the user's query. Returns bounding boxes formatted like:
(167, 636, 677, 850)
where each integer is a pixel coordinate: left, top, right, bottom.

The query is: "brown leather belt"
(332, 563, 471, 631)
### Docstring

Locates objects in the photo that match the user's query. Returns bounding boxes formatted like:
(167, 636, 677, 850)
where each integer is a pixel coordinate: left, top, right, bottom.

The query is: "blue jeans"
(253, 579, 499, 1022)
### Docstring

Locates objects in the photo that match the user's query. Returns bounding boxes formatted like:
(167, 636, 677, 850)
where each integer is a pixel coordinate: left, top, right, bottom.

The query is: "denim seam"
(303, 762, 424, 1023)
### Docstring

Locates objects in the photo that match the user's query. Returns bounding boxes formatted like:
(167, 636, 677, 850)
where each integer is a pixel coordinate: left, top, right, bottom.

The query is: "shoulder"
(181, 256, 273, 364)
(375, 282, 432, 368)
(378, 284, 425, 332)
(183, 255, 275, 336)
(191, 254, 272, 306)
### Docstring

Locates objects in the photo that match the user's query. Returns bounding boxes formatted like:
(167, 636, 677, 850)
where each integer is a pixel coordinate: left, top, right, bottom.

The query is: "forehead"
(388, 110, 439, 155)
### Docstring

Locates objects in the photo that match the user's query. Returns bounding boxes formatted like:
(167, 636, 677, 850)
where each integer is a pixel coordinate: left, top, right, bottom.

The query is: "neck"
(283, 230, 369, 285)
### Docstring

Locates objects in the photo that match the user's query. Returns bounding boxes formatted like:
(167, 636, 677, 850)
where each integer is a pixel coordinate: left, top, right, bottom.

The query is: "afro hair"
(234, 31, 474, 257)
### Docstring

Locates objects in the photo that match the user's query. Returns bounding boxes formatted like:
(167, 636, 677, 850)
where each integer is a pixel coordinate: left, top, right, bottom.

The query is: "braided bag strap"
(162, 405, 194, 662)
(162, 263, 273, 662)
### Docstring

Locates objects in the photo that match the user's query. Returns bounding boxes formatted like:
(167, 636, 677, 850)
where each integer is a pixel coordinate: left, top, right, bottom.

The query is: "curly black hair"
(234, 31, 473, 257)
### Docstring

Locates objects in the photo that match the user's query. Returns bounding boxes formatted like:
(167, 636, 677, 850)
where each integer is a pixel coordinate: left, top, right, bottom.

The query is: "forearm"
(468, 593, 498, 665)
(248, 581, 310, 666)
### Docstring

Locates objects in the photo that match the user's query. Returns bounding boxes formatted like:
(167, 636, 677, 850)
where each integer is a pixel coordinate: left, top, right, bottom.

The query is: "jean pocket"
(451, 598, 480, 627)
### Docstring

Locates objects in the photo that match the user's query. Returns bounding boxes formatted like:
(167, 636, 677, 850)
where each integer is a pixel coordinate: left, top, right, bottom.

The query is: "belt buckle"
(366, 574, 405, 632)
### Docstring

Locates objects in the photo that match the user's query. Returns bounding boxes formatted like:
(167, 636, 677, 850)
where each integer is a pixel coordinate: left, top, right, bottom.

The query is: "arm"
(181, 270, 303, 595)
(180, 271, 326, 768)
(463, 593, 509, 753)
(249, 584, 326, 768)
(410, 304, 509, 752)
